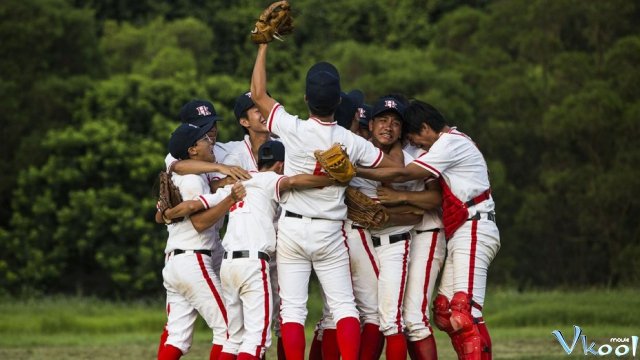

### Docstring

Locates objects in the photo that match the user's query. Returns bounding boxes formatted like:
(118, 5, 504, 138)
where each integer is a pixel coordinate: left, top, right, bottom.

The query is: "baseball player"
(164, 140, 338, 360)
(158, 121, 246, 360)
(221, 91, 286, 360)
(250, 43, 402, 360)
(357, 100, 500, 360)
(350, 96, 426, 360)
(377, 142, 446, 360)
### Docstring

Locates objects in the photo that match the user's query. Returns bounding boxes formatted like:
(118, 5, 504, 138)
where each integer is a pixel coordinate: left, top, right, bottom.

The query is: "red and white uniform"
(161, 172, 228, 354)
(352, 151, 418, 336)
(199, 171, 285, 358)
(412, 128, 500, 319)
(219, 135, 283, 340)
(267, 103, 383, 326)
(402, 144, 446, 342)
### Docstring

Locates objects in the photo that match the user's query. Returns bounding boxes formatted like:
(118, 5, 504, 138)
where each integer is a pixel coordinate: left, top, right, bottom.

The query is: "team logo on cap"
(245, 92, 252, 98)
(358, 107, 366, 118)
(384, 100, 398, 109)
(196, 105, 212, 116)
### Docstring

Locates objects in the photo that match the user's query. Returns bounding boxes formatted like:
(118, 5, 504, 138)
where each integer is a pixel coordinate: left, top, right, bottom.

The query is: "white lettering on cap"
(196, 105, 211, 116)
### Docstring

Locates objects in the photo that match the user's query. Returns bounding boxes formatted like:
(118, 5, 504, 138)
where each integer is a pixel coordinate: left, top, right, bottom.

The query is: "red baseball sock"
(158, 344, 182, 360)
(237, 352, 260, 360)
(385, 333, 408, 360)
(277, 336, 287, 360)
(309, 330, 323, 360)
(322, 328, 340, 360)
(210, 344, 223, 360)
(218, 352, 237, 360)
(407, 336, 438, 360)
(359, 323, 384, 360)
(281, 322, 306, 360)
(157, 327, 169, 357)
(477, 323, 492, 360)
(336, 317, 361, 360)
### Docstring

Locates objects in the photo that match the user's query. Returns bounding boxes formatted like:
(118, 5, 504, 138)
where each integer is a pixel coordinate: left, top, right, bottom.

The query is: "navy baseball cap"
(305, 62, 341, 113)
(334, 91, 359, 129)
(358, 104, 373, 128)
(179, 99, 222, 127)
(258, 140, 285, 167)
(233, 91, 255, 120)
(372, 96, 406, 121)
(168, 120, 215, 160)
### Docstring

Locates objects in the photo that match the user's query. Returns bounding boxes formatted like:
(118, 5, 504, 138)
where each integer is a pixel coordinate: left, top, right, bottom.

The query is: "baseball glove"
(314, 143, 356, 184)
(251, 0, 294, 44)
(345, 186, 390, 229)
(158, 170, 183, 224)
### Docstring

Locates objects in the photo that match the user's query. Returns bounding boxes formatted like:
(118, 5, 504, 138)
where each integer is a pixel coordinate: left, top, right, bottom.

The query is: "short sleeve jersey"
(201, 171, 285, 254)
(412, 128, 495, 214)
(267, 103, 383, 219)
(164, 173, 218, 253)
(403, 144, 444, 231)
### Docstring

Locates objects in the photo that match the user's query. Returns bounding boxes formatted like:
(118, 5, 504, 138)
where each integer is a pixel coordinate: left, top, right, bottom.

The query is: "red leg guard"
(210, 344, 223, 360)
(433, 294, 454, 334)
(281, 322, 306, 360)
(219, 352, 237, 360)
(158, 344, 182, 360)
(309, 331, 323, 360)
(359, 323, 384, 360)
(277, 336, 287, 360)
(407, 336, 438, 360)
(385, 333, 408, 360)
(476, 322, 492, 360)
(237, 352, 260, 360)
(322, 329, 340, 360)
(336, 317, 361, 360)
(449, 292, 482, 360)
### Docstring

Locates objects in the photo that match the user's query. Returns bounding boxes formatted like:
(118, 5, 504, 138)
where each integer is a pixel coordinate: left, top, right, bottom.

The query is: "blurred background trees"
(0, 0, 638, 298)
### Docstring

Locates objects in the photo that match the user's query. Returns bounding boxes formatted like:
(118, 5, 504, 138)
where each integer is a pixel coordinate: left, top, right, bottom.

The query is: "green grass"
(0, 288, 638, 359)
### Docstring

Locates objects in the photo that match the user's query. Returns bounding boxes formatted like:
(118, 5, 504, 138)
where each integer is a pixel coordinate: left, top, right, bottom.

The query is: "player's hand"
(376, 185, 404, 206)
(210, 176, 237, 193)
(218, 165, 252, 180)
(231, 182, 247, 202)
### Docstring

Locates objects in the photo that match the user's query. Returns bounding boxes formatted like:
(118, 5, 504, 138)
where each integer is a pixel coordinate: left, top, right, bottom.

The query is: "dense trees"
(1, 0, 638, 297)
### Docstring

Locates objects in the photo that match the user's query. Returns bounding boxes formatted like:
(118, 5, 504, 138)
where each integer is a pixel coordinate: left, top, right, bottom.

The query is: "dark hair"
(238, 110, 250, 135)
(403, 100, 447, 134)
(258, 159, 279, 170)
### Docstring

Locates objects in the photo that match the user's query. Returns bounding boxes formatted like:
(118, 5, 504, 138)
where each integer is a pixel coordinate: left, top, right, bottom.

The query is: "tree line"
(0, 0, 638, 298)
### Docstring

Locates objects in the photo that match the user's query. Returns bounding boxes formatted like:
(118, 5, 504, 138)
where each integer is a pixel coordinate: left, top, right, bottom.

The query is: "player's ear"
(239, 117, 250, 129)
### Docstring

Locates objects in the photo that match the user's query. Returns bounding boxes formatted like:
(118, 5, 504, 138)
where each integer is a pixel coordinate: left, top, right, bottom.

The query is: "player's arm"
(357, 162, 431, 183)
(172, 159, 251, 180)
(385, 211, 423, 227)
(278, 174, 339, 192)
(377, 180, 442, 210)
(251, 43, 277, 120)
(190, 183, 246, 233)
(163, 200, 206, 221)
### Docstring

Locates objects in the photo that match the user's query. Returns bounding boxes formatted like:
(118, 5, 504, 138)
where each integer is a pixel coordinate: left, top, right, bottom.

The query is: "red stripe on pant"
(359, 228, 380, 277)
(196, 253, 229, 332)
(255, 259, 270, 358)
(421, 231, 439, 325)
(395, 240, 410, 331)
(467, 220, 478, 299)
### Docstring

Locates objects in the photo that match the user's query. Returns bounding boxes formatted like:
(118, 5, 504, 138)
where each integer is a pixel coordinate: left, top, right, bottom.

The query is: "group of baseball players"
(154, 40, 500, 360)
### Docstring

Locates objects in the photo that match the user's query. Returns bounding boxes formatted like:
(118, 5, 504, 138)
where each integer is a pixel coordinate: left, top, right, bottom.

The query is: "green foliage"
(0, 0, 639, 296)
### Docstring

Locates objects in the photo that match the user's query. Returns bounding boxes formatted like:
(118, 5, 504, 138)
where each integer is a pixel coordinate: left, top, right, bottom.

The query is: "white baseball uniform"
(161, 172, 228, 354)
(199, 171, 285, 358)
(402, 144, 446, 342)
(352, 150, 419, 336)
(412, 128, 500, 318)
(267, 103, 383, 326)
(219, 134, 283, 339)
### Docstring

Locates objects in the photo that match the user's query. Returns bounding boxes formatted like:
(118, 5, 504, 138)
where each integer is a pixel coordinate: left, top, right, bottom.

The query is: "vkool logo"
(552, 325, 638, 357)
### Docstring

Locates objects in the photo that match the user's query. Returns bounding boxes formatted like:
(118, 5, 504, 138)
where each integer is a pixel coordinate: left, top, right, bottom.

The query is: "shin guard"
(450, 292, 481, 360)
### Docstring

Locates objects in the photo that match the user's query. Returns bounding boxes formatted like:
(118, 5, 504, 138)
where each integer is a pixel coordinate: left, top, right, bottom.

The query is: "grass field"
(0, 287, 638, 359)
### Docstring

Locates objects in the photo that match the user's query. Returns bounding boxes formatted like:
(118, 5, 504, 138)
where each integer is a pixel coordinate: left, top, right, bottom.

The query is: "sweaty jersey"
(165, 173, 219, 253)
(267, 103, 383, 219)
(200, 171, 285, 255)
(412, 128, 495, 215)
